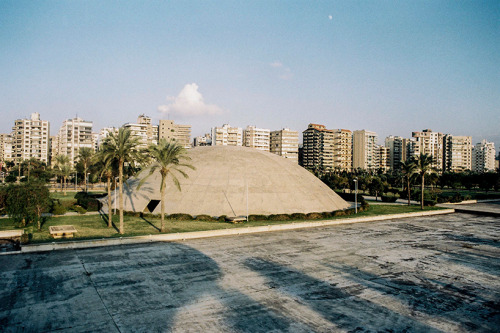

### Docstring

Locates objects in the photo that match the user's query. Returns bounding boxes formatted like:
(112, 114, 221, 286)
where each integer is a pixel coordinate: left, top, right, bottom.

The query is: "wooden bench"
(0, 230, 24, 251)
(49, 225, 77, 239)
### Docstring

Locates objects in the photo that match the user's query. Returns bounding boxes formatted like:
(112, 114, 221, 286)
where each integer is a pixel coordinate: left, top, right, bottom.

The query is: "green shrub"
(51, 202, 67, 215)
(332, 210, 346, 217)
(248, 214, 268, 221)
(168, 213, 193, 220)
(73, 205, 87, 214)
(195, 214, 215, 221)
(217, 215, 227, 222)
(124, 211, 141, 217)
(305, 212, 324, 220)
(75, 191, 103, 211)
(424, 199, 437, 206)
(61, 199, 77, 209)
(268, 214, 291, 221)
(290, 213, 306, 220)
(381, 195, 398, 203)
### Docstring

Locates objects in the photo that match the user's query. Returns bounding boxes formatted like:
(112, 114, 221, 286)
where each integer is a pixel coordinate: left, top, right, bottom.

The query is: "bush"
(424, 199, 437, 206)
(75, 191, 102, 211)
(268, 214, 291, 221)
(217, 215, 227, 222)
(305, 212, 325, 220)
(335, 191, 366, 204)
(168, 213, 193, 220)
(248, 215, 268, 221)
(381, 195, 398, 203)
(332, 210, 346, 217)
(51, 201, 67, 215)
(73, 205, 87, 214)
(195, 214, 215, 221)
(290, 213, 306, 220)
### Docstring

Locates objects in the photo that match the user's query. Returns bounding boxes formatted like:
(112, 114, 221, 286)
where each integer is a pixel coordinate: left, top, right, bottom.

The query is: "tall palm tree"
(414, 153, 435, 210)
(138, 139, 195, 232)
(55, 155, 70, 194)
(100, 128, 144, 234)
(77, 147, 95, 192)
(400, 159, 417, 206)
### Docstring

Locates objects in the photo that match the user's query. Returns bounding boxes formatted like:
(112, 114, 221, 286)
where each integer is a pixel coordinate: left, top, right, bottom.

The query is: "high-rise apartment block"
(211, 124, 243, 146)
(411, 129, 444, 170)
(302, 124, 334, 170)
(472, 140, 496, 173)
(159, 119, 191, 148)
(0, 134, 13, 163)
(352, 130, 378, 171)
(332, 129, 352, 171)
(385, 135, 411, 170)
(270, 128, 299, 161)
(376, 145, 390, 172)
(57, 117, 93, 165)
(244, 126, 270, 151)
(11, 113, 50, 164)
(443, 135, 472, 172)
(123, 115, 158, 149)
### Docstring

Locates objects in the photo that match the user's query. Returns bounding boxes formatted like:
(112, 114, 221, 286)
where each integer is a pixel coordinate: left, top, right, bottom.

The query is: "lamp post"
(354, 178, 358, 214)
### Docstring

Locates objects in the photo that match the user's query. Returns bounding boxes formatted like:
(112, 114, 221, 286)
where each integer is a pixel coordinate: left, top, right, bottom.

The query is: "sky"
(1, 1, 499, 150)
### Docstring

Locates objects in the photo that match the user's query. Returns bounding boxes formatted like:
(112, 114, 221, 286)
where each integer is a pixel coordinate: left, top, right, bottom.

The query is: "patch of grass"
(0, 205, 448, 244)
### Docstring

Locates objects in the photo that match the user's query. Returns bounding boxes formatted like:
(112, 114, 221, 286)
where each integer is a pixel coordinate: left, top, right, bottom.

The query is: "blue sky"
(1, 1, 499, 150)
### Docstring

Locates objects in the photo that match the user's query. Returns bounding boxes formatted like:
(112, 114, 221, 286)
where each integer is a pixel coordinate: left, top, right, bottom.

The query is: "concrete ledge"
(20, 209, 455, 253)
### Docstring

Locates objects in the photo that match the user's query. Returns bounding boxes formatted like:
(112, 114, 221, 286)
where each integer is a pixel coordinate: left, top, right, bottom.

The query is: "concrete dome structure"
(112, 146, 350, 217)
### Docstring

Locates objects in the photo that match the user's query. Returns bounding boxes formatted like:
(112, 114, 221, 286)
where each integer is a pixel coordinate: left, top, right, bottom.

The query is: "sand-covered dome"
(111, 146, 350, 217)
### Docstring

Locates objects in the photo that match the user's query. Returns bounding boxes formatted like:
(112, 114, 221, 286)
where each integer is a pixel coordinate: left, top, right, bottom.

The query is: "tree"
(414, 153, 435, 210)
(77, 147, 95, 192)
(400, 159, 417, 206)
(368, 176, 385, 201)
(138, 139, 194, 232)
(55, 155, 71, 195)
(100, 128, 144, 234)
(5, 182, 50, 230)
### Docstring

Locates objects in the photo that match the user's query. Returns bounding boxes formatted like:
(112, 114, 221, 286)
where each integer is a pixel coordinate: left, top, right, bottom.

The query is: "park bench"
(0, 230, 24, 251)
(49, 225, 77, 239)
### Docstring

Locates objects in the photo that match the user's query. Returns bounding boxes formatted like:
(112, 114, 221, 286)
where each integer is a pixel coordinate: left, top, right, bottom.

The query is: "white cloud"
(270, 61, 293, 80)
(329, 15, 333, 20)
(158, 83, 223, 116)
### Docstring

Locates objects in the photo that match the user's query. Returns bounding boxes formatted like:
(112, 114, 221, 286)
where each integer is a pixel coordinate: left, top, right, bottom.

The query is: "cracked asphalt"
(1, 212, 499, 332)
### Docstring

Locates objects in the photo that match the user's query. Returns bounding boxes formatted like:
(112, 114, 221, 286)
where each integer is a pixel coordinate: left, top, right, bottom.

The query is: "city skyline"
(1, 1, 499, 148)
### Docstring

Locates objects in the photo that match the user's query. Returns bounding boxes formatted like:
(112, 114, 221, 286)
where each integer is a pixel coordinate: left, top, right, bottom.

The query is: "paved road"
(1, 213, 499, 332)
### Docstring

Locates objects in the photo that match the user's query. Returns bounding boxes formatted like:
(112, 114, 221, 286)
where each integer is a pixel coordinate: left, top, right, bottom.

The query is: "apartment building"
(302, 124, 334, 170)
(193, 134, 212, 147)
(0, 134, 13, 162)
(57, 117, 94, 165)
(123, 115, 159, 149)
(443, 135, 472, 172)
(472, 140, 496, 173)
(376, 145, 390, 172)
(159, 119, 191, 148)
(270, 128, 299, 161)
(11, 113, 50, 164)
(411, 129, 444, 170)
(352, 130, 378, 171)
(332, 129, 352, 171)
(211, 124, 243, 146)
(385, 136, 411, 170)
(244, 126, 270, 151)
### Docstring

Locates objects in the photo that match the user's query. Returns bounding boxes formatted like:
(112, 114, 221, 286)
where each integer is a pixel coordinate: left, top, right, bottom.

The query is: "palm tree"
(55, 155, 70, 194)
(100, 128, 144, 234)
(400, 159, 417, 206)
(414, 153, 435, 210)
(77, 147, 95, 192)
(138, 139, 195, 232)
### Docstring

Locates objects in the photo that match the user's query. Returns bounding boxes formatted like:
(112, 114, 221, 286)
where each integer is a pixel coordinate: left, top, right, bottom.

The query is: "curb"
(17, 209, 456, 254)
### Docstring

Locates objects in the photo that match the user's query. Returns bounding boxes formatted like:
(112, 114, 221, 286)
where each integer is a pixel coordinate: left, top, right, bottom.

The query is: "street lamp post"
(354, 178, 358, 214)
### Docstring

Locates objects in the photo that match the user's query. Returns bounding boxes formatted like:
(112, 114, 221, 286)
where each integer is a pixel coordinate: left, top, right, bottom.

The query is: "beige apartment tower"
(270, 128, 299, 161)
(352, 130, 378, 171)
(57, 117, 93, 165)
(211, 124, 243, 146)
(302, 124, 334, 171)
(443, 135, 472, 172)
(123, 115, 159, 149)
(244, 126, 270, 151)
(159, 120, 191, 148)
(472, 140, 496, 173)
(332, 129, 352, 171)
(12, 113, 50, 164)
(411, 129, 444, 170)
(0, 134, 13, 163)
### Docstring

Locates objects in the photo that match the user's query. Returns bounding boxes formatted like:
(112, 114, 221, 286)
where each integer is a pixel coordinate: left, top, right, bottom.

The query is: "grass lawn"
(0, 204, 448, 244)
